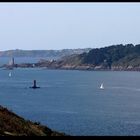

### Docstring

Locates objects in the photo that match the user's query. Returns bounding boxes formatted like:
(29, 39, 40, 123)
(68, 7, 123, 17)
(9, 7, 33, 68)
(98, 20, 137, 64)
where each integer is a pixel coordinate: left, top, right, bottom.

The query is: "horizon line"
(0, 43, 139, 51)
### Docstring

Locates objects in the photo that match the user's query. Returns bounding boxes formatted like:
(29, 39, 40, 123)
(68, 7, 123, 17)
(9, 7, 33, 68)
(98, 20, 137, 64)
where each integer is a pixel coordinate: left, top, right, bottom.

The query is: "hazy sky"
(0, 2, 140, 50)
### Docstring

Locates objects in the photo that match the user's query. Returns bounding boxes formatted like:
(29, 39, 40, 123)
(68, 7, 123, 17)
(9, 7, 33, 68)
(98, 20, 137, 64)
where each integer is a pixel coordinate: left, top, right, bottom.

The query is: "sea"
(0, 57, 140, 135)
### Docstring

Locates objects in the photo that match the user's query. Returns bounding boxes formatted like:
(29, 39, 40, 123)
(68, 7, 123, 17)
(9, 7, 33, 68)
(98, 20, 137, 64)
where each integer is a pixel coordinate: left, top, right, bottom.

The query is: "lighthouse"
(30, 80, 40, 89)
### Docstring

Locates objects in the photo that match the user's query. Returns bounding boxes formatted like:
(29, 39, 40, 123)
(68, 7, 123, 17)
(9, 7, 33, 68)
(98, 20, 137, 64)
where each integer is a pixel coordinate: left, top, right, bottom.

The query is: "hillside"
(0, 48, 91, 59)
(34, 44, 140, 71)
(78, 44, 140, 70)
(0, 105, 65, 136)
(3, 44, 140, 71)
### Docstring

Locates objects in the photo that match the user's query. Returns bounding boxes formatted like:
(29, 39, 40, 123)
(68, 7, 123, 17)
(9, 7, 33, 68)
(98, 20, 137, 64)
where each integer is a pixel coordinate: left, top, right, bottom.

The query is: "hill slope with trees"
(35, 44, 140, 71)
(3, 44, 140, 71)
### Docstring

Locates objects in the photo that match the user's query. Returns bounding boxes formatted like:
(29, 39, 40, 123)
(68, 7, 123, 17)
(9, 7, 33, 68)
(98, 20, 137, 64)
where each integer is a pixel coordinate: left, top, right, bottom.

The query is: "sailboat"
(100, 83, 104, 89)
(9, 72, 12, 77)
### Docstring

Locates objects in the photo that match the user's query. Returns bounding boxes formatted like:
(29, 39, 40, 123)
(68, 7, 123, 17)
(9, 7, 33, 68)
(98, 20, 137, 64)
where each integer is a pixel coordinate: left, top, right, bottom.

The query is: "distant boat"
(100, 83, 104, 89)
(9, 72, 12, 77)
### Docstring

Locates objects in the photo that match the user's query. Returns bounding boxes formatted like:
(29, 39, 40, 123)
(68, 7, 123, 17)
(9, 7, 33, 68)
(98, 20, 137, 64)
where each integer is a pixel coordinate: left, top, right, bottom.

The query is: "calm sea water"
(0, 68, 140, 136)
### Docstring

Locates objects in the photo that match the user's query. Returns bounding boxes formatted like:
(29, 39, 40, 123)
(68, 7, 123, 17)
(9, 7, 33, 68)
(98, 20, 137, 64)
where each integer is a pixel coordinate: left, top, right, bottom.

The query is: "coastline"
(2, 64, 140, 72)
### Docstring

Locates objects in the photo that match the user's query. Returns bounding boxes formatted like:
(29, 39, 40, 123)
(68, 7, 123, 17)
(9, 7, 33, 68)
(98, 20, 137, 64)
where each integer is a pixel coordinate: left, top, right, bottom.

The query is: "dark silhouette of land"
(0, 105, 66, 136)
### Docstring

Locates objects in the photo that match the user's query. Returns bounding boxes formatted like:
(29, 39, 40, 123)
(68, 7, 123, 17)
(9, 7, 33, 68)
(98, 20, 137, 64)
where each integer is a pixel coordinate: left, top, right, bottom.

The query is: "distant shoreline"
(0, 63, 140, 72)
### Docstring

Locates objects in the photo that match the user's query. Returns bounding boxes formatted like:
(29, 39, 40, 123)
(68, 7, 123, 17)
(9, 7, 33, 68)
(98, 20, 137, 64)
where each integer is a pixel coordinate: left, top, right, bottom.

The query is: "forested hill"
(79, 44, 137, 66)
(38, 44, 140, 71)
(58, 44, 140, 70)
(3, 44, 140, 71)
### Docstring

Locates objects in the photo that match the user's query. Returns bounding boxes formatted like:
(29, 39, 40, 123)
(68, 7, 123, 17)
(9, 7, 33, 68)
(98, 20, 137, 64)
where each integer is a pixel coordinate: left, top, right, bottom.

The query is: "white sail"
(9, 72, 12, 77)
(100, 83, 104, 89)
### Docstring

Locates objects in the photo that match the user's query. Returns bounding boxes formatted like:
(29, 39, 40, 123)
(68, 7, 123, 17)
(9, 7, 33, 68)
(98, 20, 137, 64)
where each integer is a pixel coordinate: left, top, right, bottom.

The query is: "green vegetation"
(3, 44, 140, 71)
(0, 105, 66, 136)
(80, 44, 135, 66)
(60, 44, 140, 70)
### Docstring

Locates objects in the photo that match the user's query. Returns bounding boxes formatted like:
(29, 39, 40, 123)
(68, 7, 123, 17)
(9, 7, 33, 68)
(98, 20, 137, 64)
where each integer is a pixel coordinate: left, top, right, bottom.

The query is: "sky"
(0, 2, 140, 50)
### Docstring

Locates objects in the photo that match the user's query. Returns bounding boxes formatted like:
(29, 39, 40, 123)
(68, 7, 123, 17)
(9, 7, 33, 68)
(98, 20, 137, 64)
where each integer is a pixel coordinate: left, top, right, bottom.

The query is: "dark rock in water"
(30, 80, 40, 89)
